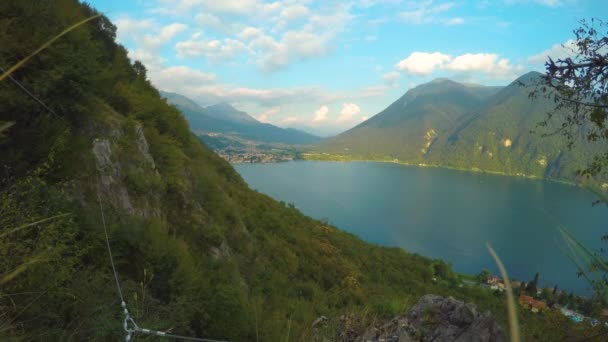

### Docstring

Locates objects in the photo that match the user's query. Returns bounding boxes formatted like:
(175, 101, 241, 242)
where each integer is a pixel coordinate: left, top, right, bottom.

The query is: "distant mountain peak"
(164, 92, 320, 144)
(208, 102, 238, 111)
(513, 71, 544, 86)
(205, 102, 258, 124)
(430, 77, 453, 83)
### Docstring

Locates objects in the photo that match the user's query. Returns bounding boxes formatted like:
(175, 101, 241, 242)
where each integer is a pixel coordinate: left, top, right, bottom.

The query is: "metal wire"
(0, 65, 67, 124)
(1, 61, 228, 342)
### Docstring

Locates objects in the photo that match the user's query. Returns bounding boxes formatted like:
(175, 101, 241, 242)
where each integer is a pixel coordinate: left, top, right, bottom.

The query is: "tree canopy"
(534, 18, 608, 177)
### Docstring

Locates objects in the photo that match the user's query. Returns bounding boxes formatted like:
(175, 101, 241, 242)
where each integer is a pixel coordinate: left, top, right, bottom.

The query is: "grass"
(487, 243, 521, 342)
(0, 14, 101, 82)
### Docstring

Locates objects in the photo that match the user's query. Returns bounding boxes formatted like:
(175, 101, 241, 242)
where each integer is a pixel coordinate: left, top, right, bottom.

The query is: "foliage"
(532, 18, 608, 178)
(0, 1, 601, 341)
(312, 73, 605, 186)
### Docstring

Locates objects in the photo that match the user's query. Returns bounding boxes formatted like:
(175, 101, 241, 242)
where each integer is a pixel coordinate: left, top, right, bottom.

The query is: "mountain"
(0, 2, 592, 340)
(314, 72, 602, 182)
(0, 2, 518, 340)
(205, 102, 258, 124)
(161, 91, 320, 145)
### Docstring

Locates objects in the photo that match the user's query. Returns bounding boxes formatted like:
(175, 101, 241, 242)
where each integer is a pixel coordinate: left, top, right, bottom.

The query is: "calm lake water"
(235, 161, 608, 295)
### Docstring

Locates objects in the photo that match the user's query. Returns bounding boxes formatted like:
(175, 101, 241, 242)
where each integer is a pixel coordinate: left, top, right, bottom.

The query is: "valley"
(2, 1, 608, 341)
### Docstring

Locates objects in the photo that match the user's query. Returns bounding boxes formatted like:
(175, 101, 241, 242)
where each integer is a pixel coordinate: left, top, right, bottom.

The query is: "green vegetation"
(0, 1, 604, 341)
(312, 73, 606, 187)
(532, 19, 608, 306)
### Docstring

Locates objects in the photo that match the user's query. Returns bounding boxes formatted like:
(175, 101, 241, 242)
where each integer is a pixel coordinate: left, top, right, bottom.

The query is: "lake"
(235, 161, 608, 295)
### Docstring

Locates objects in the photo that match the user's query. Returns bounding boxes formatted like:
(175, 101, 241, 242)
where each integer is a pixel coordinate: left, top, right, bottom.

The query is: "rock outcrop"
(314, 295, 506, 342)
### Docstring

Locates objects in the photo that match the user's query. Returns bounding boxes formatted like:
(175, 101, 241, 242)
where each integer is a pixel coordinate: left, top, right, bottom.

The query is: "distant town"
(198, 132, 303, 164)
(479, 272, 608, 326)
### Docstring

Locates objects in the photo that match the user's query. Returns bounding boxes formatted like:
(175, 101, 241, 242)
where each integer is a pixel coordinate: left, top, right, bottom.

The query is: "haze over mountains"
(314, 72, 602, 182)
(161, 91, 320, 145)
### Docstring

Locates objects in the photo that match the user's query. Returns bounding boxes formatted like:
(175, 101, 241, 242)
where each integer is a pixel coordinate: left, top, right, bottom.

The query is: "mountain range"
(161, 91, 320, 145)
(314, 72, 603, 183)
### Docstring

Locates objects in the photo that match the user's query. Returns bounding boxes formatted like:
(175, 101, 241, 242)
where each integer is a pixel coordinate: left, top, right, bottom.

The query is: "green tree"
(526, 272, 539, 295)
(533, 17, 608, 305)
(533, 18, 608, 178)
(477, 269, 491, 283)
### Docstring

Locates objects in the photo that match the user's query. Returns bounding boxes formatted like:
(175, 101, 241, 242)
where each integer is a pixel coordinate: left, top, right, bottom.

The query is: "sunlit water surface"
(236, 161, 608, 295)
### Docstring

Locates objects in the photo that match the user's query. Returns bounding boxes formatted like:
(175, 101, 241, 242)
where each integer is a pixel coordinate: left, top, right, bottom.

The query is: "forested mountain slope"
(0, 1, 595, 341)
(315, 73, 603, 183)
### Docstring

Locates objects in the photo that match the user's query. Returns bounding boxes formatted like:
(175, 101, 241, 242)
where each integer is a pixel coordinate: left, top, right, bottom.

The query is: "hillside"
(0, 1, 598, 341)
(161, 91, 320, 145)
(314, 72, 602, 183)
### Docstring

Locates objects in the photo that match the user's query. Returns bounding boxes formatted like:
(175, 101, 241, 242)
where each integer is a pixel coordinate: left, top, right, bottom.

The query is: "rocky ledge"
(314, 294, 506, 342)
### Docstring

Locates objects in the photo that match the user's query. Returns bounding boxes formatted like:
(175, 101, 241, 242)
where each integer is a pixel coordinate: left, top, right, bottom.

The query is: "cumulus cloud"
(528, 39, 577, 65)
(115, 18, 155, 43)
(150, 66, 217, 88)
(395, 51, 520, 79)
(249, 7, 353, 72)
(129, 1, 354, 72)
(382, 71, 401, 88)
(175, 38, 250, 62)
(396, 52, 451, 75)
(312, 105, 329, 123)
(280, 4, 310, 22)
(140, 23, 188, 50)
(336, 103, 361, 123)
(256, 107, 280, 122)
(447, 53, 512, 74)
(194, 13, 239, 33)
(115, 18, 187, 50)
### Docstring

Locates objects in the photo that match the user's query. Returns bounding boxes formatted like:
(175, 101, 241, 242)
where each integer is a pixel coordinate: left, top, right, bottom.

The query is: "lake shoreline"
(236, 160, 606, 297)
(300, 153, 582, 188)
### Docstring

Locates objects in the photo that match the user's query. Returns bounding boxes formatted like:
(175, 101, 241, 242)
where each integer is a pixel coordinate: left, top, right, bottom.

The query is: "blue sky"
(88, 0, 607, 136)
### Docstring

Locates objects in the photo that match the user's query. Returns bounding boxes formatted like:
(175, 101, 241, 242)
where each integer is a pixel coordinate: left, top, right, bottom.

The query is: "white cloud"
(194, 13, 239, 33)
(528, 39, 577, 65)
(239, 27, 263, 40)
(128, 49, 166, 70)
(396, 52, 451, 75)
(395, 51, 520, 79)
(251, 7, 353, 72)
(382, 71, 400, 88)
(135, 1, 354, 72)
(115, 18, 155, 43)
(115, 18, 187, 49)
(399, 1, 456, 24)
(280, 116, 300, 125)
(505, 0, 561, 7)
(448, 53, 505, 72)
(312, 105, 329, 123)
(175, 38, 250, 62)
(280, 5, 310, 22)
(256, 107, 280, 122)
(444, 17, 465, 26)
(150, 66, 217, 88)
(361, 116, 369, 121)
(141, 22, 188, 49)
(336, 103, 361, 123)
